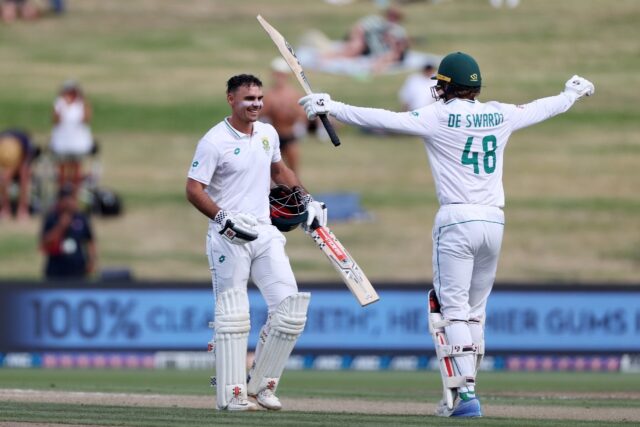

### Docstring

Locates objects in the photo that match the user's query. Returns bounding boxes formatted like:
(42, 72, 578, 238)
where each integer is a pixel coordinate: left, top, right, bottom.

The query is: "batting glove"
(563, 75, 595, 101)
(301, 194, 327, 232)
(214, 210, 259, 245)
(298, 93, 334, 120)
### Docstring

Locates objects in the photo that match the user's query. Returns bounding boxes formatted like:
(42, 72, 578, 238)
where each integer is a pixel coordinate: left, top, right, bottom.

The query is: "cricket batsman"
(299, 52, 594, 417)
(186, 74, 327, 411)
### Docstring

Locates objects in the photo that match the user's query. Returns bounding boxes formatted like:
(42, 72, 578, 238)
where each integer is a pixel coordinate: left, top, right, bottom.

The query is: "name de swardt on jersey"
(446, 113, 505, 129)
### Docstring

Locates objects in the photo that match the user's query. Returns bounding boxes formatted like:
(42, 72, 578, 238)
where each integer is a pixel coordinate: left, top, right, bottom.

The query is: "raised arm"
(508, 75, 594, 132)
(299, 94, 431, 136)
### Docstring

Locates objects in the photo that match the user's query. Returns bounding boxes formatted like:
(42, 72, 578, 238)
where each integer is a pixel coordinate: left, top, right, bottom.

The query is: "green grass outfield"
(1, 0, 639, 282)
(1, 402, 634, 427)
(1, 369, 639, 426)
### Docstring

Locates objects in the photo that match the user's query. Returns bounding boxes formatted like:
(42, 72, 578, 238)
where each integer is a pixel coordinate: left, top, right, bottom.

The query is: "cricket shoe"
(435, 396, 482, 418)
(218, 397, 258, 412)
(251, 388, 282, 411)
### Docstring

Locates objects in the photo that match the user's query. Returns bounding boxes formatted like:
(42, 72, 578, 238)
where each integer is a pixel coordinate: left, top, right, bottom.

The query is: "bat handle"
(308, 202, 327, 231)
(319, 114, 341, 147)
(309, 218, 321, 231)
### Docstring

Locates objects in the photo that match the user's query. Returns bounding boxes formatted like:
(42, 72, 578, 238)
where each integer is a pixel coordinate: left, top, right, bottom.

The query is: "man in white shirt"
(298, 53, 594, 417)
(398, 62, 438, 111)
(186, 74, 327, 412)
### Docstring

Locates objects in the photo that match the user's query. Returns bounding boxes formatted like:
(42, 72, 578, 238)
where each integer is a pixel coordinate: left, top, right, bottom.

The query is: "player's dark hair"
(226, 74, 263, 94)
(440, 81, 481, 101)
(423, 63, 435, 72)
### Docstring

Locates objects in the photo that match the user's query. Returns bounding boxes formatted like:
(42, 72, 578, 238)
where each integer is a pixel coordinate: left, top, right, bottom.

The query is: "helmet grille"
(269, 185, 308, 231)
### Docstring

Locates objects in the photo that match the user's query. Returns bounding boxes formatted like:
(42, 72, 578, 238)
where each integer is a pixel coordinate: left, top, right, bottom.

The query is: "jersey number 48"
(462, 135, 497, 174)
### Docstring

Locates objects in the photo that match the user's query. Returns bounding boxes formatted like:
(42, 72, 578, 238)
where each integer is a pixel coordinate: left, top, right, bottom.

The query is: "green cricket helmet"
(433, 52, 482, 87)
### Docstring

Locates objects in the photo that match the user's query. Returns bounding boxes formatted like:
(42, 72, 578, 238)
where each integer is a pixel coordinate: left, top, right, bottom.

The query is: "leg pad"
(213, 289, 251, 410)
(428, 290, 478, 410)
(247, 292, 310, 396)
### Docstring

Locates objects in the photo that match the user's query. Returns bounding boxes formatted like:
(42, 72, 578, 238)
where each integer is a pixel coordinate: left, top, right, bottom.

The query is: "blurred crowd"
(0, 79, 103, 281)
(322, 6, 410, 74)
(1, 0, 64, 23)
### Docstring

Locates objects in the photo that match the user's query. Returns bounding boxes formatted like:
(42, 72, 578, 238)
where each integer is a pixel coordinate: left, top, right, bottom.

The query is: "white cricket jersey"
(188, 118, 281, 223)
(331, 92, 576, 207)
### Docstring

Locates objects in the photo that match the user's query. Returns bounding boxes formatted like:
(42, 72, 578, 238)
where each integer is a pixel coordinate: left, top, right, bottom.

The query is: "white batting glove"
(214, 211, 259, 245)
(298, 93, 334, 120)
(301, 194, 327, 232)
(563, 75, 595, 101)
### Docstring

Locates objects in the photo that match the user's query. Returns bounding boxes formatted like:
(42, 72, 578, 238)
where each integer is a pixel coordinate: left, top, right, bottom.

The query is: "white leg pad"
(428, 290, 478, 410)
(247, 292, 310, 396)
(214, 288, 251, 410)
(469, 317, 485, 374)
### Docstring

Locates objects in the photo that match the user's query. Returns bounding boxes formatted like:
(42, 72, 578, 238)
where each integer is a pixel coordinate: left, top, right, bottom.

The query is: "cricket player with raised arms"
(186, 74, 327, 411)
(299, 52, 594, 417)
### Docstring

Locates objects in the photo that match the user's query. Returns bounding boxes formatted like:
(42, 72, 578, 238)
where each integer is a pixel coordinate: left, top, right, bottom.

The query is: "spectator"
(50, 80, 94, 196)
(0, 129, 36, 220)
(41, 185, 96, 280)
(325, 6, 410, 73)
(1, 0, 39, 23)
(398, 62, 438, 111)
(260, 58, 309, 173)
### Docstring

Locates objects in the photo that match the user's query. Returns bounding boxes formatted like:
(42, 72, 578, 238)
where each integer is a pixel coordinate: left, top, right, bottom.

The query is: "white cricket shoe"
(253, 388, 282, 410)
(219, 396, 258, 412)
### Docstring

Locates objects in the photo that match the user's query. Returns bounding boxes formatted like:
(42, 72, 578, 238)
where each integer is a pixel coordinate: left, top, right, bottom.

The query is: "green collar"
(224, 117, 256, 139)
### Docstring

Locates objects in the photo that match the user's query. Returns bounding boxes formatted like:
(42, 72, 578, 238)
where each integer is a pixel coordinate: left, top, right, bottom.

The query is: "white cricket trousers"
(432, 204, 505, 321)
(206, 222, 298, 311)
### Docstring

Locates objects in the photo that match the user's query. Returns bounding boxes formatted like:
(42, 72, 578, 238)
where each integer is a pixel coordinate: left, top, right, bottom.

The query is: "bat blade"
(257, 14, 312, 94)
(257, 14, 341, 147)
(311, 225, 379, 306)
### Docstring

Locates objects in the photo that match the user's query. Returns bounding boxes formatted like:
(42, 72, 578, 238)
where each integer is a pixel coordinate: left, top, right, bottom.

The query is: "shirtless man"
(260, 58, 308, 173)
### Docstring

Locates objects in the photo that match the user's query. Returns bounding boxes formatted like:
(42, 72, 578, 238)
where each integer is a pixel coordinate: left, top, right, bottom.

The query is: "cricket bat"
(257, 14, 341, 147)
(309, 223, 379, 306)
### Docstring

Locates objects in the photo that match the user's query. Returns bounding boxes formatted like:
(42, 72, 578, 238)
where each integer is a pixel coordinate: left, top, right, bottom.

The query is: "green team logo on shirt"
(218, 255, 226, 263)
(234, 148, 240, 155)
(262, 137, 270, 152)
(192, 161, 199, 168)
(411, 111, 420, 117)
